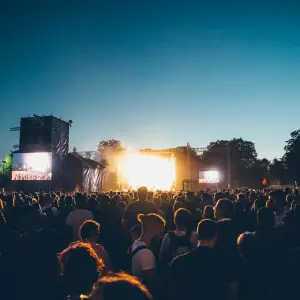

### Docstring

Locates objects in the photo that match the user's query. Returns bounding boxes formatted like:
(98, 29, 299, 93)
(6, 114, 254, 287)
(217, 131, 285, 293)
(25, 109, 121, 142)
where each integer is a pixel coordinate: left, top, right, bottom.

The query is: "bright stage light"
(25, 152, 51, 173)
(118, 152, 176, 190)
(199, 170, 219, 184)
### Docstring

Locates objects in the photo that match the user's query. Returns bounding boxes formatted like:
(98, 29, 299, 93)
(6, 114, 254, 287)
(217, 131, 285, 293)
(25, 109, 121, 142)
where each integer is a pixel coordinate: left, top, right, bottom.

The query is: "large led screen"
(12, 152, 52, 181)
(199, 171, 219, 184)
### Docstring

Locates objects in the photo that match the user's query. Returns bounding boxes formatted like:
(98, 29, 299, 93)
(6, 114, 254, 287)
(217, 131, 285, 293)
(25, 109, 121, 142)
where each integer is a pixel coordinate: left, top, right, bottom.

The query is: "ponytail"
(137, 213, 166, 227)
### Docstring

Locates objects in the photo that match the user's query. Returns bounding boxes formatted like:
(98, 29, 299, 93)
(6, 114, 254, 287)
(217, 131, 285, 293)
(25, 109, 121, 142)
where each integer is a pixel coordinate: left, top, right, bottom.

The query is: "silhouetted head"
(173, 200, 187, 213)
(215, 199, 234, 220)
(214, 192, 224, 204)
(203, 205, 214, 220)
(100, 195, 111, 207)
(80, 220, 101, 243)
(138, 213, 165, 241)
(90, 272, 152, 300)
(237, 193, 248, 210)
(75, 193, 87, 209)
(202, 192, 213, 206)
(237, 232, 257, 260)
(160, 192, 168, 203)
(257, 207, 275, 228)
(254, 198, 266, 213)
(197, 219, 218, 248)
(138, 186, 148, 202)
(174, 208, 192, 230)
(59, 242, 104, 296)
(151, 197, 158, 206)
(111, 195, 121, 206)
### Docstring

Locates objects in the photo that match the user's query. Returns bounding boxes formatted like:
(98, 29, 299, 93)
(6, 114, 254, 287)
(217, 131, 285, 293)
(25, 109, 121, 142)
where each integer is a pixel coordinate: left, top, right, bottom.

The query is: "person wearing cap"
(168, 219, 236, 300)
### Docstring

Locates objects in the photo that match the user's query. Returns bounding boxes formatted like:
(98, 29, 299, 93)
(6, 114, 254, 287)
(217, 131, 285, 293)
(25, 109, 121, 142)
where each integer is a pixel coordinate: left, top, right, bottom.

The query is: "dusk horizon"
(1, 0, 300, 161)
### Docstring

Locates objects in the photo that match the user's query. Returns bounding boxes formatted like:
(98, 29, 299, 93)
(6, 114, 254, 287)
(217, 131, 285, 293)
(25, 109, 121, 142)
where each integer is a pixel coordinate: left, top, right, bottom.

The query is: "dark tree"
(201, 138, 258, 187)
(283, 130, 300, 183)
(249, 158, 270, 187)
(269, 158, 286, 185)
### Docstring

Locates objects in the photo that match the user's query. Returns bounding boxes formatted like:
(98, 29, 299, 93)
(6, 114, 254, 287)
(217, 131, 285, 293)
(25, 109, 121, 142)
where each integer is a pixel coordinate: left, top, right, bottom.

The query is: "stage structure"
(19, 115, 70, 157)
(11, 115, 105, 193)
(117, 146, 203, 191)
(61, 153, 105, 193)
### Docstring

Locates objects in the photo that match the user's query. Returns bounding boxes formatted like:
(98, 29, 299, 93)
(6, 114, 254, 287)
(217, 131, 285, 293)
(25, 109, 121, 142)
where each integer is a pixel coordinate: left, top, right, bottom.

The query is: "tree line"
(2, 130, 300, 188)
(92, 130, 300, 188)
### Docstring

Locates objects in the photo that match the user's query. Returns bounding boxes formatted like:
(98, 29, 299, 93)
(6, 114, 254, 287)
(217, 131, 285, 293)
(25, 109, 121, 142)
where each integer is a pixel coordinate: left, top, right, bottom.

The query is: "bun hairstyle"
(137, 213, 166, 227)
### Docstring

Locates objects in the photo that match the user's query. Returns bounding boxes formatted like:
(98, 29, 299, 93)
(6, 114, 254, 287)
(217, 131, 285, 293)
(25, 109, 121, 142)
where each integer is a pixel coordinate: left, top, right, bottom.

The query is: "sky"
(0, 0, 300, 160)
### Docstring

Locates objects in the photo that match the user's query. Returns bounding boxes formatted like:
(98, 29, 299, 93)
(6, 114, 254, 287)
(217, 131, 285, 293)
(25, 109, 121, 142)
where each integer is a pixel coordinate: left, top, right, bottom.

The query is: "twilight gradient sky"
(1, 0, 300, 160)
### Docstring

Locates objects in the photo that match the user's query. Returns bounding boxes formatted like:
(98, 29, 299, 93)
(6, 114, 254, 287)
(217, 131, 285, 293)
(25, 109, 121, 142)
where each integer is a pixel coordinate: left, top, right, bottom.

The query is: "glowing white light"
(199, 171, 219, 184)
(118, 151, 176, 190)
(26, 152, 51, 173)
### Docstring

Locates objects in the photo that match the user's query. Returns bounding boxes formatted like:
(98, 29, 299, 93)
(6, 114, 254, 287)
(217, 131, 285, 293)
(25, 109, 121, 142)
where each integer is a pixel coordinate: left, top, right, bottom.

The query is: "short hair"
(153, 197, 160, 206)
(186, 191, 194, 199)
(254, 198, 266, 212)
(215, 192, 224, 201)
(75, 193, 87, 207)
(173, 201, 186, 212)
(237, 232, 257, 260)
(160, 192, 168, 202)
(100, 194, 111, 206)
(237, 193, 246, 201)
(64, 195, 73, 206)
(111, 195, 122, 206)
(197, 219, 218, 240)
(215, 199, 234, 219)
(274, 189, 286, 206)
(257, 207, 275, 227)
(90, 272, 152, 300)
(80, 220, 100, 240)
(203, 205, 214, 219)
(117, 201, 127, 212)
(58, 242, 104, 295)
(174, 208, 192, 228)
(138, 186, 148, 201)
(137, 213, 166, 228)
(202, 192, 213, 205)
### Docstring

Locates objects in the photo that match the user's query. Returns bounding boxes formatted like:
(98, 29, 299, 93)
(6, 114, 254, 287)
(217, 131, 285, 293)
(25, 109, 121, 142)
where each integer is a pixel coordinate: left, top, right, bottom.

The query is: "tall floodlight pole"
(227, 143, 231, 189)
(187, 143, 191, 190)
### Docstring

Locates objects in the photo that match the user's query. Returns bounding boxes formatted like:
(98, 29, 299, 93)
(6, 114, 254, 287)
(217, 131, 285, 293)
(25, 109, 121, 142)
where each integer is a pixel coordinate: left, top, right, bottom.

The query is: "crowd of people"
(0, 187, 300, 300)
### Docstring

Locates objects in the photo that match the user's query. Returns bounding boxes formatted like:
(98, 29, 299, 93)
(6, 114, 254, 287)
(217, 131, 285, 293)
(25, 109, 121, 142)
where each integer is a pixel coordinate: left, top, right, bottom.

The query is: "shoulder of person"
(170, 251, 187, 270)
(126, 202, 137, 212)
(146, 201, 158, 211)
(132, 242, 155, 261)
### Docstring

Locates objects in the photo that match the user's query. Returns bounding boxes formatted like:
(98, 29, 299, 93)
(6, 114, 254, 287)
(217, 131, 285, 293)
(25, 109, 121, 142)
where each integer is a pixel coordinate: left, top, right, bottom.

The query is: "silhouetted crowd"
(0, 187, 300, 300)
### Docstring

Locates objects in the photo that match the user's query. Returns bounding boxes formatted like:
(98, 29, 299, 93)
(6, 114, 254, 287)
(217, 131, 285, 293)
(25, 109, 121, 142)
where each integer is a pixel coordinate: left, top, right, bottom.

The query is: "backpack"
(131, 245, 148, 258)
(165, 231, 193, 265)
(128, 244, 148, 275)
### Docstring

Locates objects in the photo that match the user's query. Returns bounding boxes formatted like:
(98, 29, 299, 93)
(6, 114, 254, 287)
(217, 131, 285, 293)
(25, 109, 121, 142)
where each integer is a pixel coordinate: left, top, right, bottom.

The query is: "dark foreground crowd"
(0, 187, 300, 300)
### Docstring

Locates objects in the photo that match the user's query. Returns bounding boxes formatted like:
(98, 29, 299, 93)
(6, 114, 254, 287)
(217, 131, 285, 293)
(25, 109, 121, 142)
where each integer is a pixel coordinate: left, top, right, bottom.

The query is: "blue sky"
(0, 0, 299, 160)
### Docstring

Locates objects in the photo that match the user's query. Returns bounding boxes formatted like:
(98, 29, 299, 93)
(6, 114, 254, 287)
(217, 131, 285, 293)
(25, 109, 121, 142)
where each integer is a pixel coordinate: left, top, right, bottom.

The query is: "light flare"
(118, 151, 176, 190)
